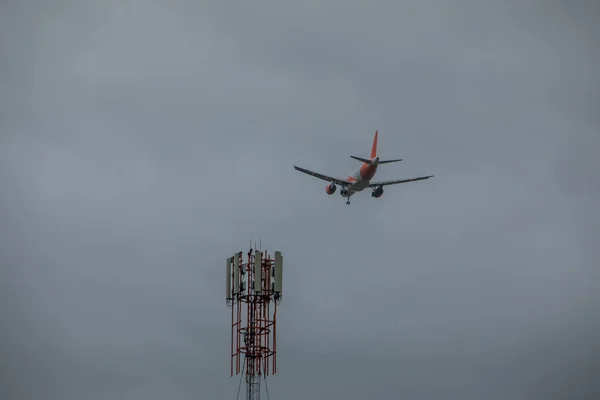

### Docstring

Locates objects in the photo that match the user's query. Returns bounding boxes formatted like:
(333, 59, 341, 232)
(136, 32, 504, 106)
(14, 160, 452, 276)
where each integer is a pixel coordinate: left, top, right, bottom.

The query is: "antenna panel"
(254, 250, 262, 292)
(233, 252, 240, 294)
(226, 257, 232, 299)
(274, 251, 283, 294)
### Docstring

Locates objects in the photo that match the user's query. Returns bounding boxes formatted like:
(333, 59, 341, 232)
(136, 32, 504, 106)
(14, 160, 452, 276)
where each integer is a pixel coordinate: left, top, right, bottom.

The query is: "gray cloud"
(1, 0, 598, 399)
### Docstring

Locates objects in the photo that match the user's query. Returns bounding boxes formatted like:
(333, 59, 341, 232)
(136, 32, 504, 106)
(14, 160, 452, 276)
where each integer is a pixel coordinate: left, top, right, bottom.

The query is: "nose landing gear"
(340, 187, 351, 205)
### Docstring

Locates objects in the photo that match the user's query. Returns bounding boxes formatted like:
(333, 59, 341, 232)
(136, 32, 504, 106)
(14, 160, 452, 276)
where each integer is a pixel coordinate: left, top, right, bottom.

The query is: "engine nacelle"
(325, 182, 337, 195)
(372, 186, 384, 198)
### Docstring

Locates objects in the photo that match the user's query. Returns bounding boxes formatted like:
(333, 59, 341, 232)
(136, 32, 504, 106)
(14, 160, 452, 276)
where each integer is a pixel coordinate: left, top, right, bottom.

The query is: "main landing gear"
(345, 198, 351, 206)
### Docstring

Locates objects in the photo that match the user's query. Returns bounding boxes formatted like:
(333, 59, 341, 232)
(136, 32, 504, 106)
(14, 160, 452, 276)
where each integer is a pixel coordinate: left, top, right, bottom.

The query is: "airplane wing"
(369, 174, 434, 187)
(293, 165, 351, 185)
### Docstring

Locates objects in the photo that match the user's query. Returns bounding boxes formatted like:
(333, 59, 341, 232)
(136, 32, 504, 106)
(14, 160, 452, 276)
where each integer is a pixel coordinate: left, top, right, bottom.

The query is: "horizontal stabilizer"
(350, 155, 373, 164)
(379, 158, 403, 164)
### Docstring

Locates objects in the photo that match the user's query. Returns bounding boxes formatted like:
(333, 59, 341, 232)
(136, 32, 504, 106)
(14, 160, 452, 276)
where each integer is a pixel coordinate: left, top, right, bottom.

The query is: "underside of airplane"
(293, 131, 434, 205)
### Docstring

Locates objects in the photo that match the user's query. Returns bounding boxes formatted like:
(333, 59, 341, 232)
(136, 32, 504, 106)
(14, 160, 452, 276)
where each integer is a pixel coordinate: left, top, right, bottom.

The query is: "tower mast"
(226, 243, 283, 400)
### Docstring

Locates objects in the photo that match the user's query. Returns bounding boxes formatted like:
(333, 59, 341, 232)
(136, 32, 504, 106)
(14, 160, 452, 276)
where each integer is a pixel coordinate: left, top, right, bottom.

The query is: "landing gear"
(340, 187, 350, 205)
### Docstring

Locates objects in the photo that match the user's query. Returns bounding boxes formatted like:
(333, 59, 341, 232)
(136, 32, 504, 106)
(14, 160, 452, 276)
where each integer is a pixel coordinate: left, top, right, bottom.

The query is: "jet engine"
(372, 185, 384, 198)
(325, 182, 337, 195)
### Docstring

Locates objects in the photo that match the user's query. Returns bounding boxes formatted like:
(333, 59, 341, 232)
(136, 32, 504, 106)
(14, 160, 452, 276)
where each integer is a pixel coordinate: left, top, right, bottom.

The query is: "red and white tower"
(226, 243, 283, 400)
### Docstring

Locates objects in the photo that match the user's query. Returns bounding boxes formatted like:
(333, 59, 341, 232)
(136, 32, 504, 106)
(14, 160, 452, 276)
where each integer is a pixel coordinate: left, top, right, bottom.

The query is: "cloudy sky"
(1, 0, 599, 399)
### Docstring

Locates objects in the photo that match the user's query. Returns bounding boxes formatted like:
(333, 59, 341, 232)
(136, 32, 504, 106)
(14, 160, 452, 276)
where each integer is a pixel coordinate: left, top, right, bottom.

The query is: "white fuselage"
(345, 175, 370, 196)
(343, 157, 379, 197)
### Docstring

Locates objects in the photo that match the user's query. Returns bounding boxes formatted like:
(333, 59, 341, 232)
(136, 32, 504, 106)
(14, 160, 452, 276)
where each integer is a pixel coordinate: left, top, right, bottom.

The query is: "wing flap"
(369, 174, 434, 187)
(293, 165, 350, 185)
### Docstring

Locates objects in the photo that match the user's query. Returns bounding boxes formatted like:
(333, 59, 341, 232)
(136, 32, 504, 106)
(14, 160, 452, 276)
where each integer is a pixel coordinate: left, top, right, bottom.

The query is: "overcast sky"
(1, 1, 599, 399)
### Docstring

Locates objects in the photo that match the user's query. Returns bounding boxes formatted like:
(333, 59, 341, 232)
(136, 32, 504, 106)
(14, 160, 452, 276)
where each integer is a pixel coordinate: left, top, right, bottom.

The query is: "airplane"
(293, 130, 434, 205)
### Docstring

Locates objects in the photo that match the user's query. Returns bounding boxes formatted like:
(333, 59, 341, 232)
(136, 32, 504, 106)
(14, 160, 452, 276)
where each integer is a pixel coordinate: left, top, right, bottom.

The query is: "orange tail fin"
(371, 130, 378, 159)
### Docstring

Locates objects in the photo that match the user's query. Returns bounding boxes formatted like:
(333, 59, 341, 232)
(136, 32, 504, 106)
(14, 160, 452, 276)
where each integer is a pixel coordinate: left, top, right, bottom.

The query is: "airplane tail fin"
(350, 131, 386, 165)
(371, 130, 378, 159)
(371, 131, 403, 164)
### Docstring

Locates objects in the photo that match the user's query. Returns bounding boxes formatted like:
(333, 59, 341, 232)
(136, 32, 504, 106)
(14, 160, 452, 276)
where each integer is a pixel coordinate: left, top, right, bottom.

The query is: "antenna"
(225, 243, 284, 400)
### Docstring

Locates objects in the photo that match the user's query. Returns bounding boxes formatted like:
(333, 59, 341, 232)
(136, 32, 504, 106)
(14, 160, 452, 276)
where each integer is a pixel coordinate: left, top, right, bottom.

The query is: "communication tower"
(225, 242, 283, 400)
